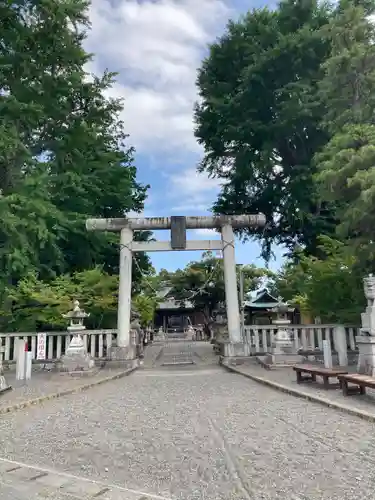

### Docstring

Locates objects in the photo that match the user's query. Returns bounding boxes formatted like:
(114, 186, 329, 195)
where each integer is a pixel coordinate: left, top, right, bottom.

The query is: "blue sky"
(85, 0, 284, 272)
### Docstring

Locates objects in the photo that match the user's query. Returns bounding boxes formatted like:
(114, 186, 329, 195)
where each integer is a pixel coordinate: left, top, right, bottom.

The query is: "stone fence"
(244, 324, 359, 357)
(0, 330, 117, 364)
(0, 324, 360, 365)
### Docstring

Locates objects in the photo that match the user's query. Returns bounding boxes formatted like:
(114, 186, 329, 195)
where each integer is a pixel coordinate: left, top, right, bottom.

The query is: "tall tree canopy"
(1, 0, 149, 282)
(195, 0, 338, 258)
(315, 1, 375, 244)
(195, 0, 375, 326)
(0, 0, 151, 328)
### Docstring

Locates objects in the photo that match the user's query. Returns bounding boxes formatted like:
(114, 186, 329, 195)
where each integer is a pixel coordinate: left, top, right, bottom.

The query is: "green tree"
(318, 1, 375, 133)
(273, 237, 364, 324)
(169, 252, 272, 320)
(0, 267, 119, 332)
(132, 294, 160, 328)
(315, 2, 375, 243)
(194, 0, 338, 258)
(137, 270, 171, 298)
(0, 0, 151, 306)
(315, 124, 375, 240)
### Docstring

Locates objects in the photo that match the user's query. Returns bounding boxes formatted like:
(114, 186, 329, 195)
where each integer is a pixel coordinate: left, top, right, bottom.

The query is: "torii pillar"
(86, 214, 266, 360)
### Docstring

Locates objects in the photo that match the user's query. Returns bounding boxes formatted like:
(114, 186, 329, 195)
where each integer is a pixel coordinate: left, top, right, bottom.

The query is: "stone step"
(161, 360, 194, 366)
(0, 458, 159, 499)
(160, 349, 194, 366)
(166, 334, 187, 340)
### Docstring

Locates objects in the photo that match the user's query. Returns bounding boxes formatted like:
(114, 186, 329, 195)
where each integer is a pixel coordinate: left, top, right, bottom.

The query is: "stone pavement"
(0, 457, 165, 500)
(228, 362, 375, 418)
(1, 356, 375, 499)
(142, 340, 217, 369)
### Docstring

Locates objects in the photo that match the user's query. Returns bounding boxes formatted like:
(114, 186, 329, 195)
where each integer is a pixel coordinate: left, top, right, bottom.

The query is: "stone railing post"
(357, 274, 375, 375)
(0, 341, 11, 393)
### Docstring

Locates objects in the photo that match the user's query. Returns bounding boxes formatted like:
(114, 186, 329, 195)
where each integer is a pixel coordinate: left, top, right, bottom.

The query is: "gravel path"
(0, 367, 127, 411)
(0, 366, 375, 499)
(230, 362, 375, 417)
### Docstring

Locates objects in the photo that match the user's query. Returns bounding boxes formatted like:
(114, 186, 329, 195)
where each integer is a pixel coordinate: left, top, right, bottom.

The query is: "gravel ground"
(231, 362, 375, 417)
(0, 367, 127, 411)
(1, 365, 375, 499)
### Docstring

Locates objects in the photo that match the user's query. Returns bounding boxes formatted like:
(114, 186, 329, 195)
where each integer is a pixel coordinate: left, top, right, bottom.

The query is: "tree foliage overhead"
(195, 0, 375, 325)
(0, 0, 151, 329)
(195, 0, 338, 257)
(318, 1, 375, 132)
(315, 1, 375, 243)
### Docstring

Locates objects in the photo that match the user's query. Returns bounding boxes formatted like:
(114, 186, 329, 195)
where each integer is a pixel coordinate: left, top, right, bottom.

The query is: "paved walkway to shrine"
(0, 355, 374, 499)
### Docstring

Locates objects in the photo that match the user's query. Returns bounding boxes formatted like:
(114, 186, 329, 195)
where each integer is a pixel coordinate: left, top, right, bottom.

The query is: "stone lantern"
(212, 303, 229, 342)
(130, 309, 143, 358)
(57, 300, 96, 374)
(64, 299, 89, 333)
(361, 274, 375, 335)
(357, 274, 375, 375)
(269, 298, 300, 365)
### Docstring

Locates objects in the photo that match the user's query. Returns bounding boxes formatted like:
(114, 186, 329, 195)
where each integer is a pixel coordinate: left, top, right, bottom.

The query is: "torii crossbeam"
(86, 214, 266, 359)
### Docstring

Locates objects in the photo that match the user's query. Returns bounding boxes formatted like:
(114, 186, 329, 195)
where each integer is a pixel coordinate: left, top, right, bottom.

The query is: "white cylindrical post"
(16, 340, 26, 381)
(117, 227, 133, 348)
(333, 325, 348, 367)
(239, 265, 245, 342)
(323, 339, 333, 369)
(26, 352, 32, 380)
(221, 224, 241, 343)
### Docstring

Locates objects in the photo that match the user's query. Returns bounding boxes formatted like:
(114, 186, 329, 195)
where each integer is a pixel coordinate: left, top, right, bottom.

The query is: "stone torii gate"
(86, 214, 265, 359)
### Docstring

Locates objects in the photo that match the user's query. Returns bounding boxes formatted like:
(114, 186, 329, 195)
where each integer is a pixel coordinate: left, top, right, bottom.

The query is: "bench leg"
(359, 385, 366, 395)
(342, 380, 349, 396)
(296, 371, 302, 384)
(323, 376, 330, 390)
(311, 374, 317, 382)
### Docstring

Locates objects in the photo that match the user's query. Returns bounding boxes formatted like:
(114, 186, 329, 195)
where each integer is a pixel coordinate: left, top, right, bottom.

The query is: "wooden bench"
(293, 364, 348, 390)
(337, 373, 375, 396)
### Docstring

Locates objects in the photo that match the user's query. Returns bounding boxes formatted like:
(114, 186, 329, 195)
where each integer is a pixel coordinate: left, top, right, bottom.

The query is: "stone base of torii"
(86, 214, 266, 364)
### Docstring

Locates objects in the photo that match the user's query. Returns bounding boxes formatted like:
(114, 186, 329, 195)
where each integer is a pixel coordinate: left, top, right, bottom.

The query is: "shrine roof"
(244, 288, 279, 309)
(156, 299, 194, 310)
(156, 286, 173, 298)
(155, 285, 195, 310)
(244, 301, 278, 309)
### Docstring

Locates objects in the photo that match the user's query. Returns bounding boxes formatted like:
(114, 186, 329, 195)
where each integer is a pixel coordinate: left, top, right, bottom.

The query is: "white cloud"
(169, 168, 221, 193)
(193, 228, 220, 237)
(84, 0, 235, 216)
(167, 167, 222, 212)
(86, 0, 231, 155)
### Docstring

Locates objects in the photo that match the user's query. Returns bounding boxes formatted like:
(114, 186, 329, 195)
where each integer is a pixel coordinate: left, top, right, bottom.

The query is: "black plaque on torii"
(170, 216, 187, 249)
